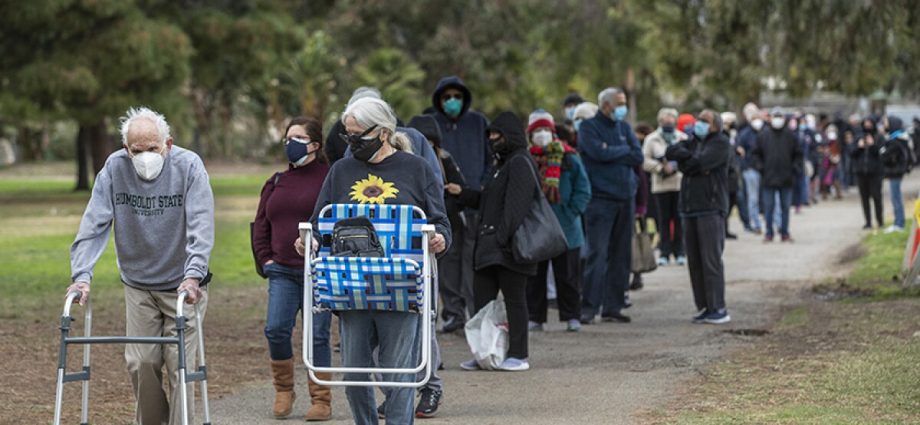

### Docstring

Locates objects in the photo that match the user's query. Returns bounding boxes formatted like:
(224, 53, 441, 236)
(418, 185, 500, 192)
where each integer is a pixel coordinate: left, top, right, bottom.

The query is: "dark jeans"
(527, 248, 582, 323)
(263, 262, 331, 365)
(474, 266, 529, 359)
(438, 212, 477, 323)
(683, 214, 726, 312)
(762, 186, 793, 237)
(857, 174, 884, 227)
(582, 197, 633, 318)
(654, 191, 683, 258)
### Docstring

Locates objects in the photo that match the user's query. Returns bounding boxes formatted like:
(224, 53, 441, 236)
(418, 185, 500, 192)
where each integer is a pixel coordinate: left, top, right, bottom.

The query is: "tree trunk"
(87, 120, 110, 176)
(74, 125, 90, 191)
(16, 126, 42, 161)
(625, 67, 637, 126)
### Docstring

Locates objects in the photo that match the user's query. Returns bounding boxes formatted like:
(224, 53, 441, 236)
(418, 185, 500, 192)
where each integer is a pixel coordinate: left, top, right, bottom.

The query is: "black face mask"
(863, 126, 875, 134)
(490, 135, 515, 162)
(341, 125, 383, 162)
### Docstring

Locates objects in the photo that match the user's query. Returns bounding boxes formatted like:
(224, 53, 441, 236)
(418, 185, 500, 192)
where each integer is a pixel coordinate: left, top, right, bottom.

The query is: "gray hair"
(701, 109, 723, 133)
(342, 97, 412, 153)
(657, 107, 679, 123)
(597, 87, 623, 108)
(346, 86, 382, 108)
(120, 106, 170, 145)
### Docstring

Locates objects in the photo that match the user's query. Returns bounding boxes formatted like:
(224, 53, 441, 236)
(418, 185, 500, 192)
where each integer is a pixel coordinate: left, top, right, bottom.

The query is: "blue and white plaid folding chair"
(298, 203, 435, 388)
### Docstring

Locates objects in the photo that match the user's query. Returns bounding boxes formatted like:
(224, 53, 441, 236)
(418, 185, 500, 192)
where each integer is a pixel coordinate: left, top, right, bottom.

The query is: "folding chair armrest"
(420, 224, 436, 235)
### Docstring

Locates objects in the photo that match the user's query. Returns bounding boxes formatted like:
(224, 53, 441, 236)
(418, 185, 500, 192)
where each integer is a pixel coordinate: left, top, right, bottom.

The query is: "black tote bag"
(511, 158, 569, 264)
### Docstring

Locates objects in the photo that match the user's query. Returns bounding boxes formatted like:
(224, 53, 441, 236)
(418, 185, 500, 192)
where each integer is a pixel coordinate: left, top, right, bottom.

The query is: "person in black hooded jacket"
(665, 109, 732, 324)
(447, 111, 537, 372)
(852, 117, 884, 229)
(879, 115, 912, 232)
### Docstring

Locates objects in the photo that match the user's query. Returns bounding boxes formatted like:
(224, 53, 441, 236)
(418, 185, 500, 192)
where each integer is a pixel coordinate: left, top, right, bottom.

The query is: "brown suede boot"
(270, 358, 296, 418)
(304, 372, 332, 421)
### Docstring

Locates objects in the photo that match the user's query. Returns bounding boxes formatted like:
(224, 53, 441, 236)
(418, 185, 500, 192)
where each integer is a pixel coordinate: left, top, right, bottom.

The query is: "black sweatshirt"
(310, 151, 452, 250)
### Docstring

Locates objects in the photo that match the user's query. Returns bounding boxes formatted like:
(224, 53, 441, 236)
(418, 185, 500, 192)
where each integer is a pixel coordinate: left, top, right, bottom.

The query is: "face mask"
(343, 125, 383, 162)
(693, 121, 710, 138)
(751, 119, 764, 131)
(532, 130, 553, 147)
(131, 148, 166, 181)
(285, 137, 315, 166)
(771, 117, 785, 129)
(661, 125, 675, 134)
(565, 107, 576, 120)
(443, 98, 463, 117)
(612, 105, 628, 121)
(574, 119, 583, 132)
(863, 126, 875, 134)
(827, 132, 838, 140)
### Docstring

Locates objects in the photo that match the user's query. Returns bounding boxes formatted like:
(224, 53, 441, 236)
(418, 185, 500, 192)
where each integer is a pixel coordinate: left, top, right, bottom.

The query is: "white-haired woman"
(643, 107, 687, 265)
(295, 97, 451, 425)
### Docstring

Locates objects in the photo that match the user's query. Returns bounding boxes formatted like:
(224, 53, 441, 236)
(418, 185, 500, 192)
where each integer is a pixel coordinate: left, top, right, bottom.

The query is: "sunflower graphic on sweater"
(349, 174, 399, 204)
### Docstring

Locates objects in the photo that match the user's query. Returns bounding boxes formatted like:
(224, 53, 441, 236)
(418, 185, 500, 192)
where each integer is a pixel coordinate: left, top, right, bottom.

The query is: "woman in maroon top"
(252, 116, 333, 421)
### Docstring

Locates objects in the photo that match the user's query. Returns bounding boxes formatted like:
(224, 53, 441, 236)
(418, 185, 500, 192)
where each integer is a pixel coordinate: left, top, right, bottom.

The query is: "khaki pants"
(124, 285, 208, 425)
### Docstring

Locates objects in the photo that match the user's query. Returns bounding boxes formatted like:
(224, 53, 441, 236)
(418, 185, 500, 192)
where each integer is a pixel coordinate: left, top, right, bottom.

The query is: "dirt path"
(207, 177, 919, 425)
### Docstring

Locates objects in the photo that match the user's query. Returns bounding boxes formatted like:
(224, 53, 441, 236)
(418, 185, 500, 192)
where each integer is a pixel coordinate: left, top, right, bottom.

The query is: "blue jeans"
(890, 178, 905, 227)
(762, 187, 793, 237)
(582, 197, 633, 317)
(340, 310, 419, 425)
(263, 262, 332, 366)
(743, 169, 762, 230)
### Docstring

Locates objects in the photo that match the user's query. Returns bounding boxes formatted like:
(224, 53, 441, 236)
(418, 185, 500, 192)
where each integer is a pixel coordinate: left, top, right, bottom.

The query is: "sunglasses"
(441, 93, 463, 102)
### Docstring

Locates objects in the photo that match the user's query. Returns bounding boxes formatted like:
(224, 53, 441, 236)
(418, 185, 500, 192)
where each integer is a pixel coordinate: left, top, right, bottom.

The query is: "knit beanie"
(527, 109, 556, 134)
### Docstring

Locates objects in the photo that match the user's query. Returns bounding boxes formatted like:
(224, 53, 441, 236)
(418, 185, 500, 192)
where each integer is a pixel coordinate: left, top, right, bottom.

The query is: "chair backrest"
(316, 204, 428, 262)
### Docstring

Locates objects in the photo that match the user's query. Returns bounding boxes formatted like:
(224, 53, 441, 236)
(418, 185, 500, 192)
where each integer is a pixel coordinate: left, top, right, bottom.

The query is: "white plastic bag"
(464, 299, 509, 370)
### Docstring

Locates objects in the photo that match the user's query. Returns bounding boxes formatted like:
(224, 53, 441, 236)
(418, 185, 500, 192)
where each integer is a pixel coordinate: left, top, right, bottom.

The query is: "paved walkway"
(209, 175, 918, 424)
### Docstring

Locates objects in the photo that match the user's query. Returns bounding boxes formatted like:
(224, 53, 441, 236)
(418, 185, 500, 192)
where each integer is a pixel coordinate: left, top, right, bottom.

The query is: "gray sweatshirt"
(70, 146, 215, 291)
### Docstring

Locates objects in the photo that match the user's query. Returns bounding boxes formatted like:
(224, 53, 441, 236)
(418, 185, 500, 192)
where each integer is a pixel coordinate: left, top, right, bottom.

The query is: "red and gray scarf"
(529, 140, 576, 204)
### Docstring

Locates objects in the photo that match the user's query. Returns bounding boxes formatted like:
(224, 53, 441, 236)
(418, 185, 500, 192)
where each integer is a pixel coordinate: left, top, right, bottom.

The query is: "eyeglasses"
(339, 124, 379, 144)
(441, 94, 463, 102)
(285, 136, 311, 145)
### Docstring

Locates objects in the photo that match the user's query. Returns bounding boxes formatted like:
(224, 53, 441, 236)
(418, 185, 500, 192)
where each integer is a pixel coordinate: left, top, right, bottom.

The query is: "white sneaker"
(884, 225, 905, 234)
(499, 357, 530, 372)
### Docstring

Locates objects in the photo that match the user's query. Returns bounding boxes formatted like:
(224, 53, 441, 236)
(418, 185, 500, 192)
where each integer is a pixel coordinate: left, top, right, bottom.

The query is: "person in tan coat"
(642, 107, 688, 266)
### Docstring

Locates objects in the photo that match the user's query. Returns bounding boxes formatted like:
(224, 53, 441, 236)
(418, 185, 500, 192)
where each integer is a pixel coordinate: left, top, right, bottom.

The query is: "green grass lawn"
(0, 171, 272, 318)
(657, 220, 920, 424)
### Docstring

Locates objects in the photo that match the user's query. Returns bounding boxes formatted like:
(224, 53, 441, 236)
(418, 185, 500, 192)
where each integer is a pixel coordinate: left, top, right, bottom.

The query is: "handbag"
(511, 157, 569, 264)
(631, 219, 658, 274)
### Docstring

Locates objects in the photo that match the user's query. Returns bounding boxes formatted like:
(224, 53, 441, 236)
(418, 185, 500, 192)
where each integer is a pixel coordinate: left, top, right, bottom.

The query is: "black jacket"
(880, 136, 911, 178)
(408, 114, 468, 231)
(461, 112, 538, 276)
(665, 132, 731, 216)
(752, 127, 803, 188)
(850, 132, 883, 176)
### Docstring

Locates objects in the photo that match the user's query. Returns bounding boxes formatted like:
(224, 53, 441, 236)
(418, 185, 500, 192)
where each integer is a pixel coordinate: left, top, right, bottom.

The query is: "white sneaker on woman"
(499, 357, 530, 372)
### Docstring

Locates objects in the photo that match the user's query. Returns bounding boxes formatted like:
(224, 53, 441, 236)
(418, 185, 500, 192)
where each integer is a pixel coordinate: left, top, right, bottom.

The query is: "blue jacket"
(576, 112, 643, 201)
(551, 153, 592, 249)
(430, 76, 491, 188)
(737, 126, 759, 170)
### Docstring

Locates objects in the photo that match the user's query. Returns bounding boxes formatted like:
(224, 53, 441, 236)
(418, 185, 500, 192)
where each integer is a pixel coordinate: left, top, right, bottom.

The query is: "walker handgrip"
(63, 291, 81, 317)
(176, 291, 189, 317)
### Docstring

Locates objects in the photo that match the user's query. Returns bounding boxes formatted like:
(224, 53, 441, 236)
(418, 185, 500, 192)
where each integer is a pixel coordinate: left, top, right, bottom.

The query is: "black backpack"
(331, 216, 385, 257)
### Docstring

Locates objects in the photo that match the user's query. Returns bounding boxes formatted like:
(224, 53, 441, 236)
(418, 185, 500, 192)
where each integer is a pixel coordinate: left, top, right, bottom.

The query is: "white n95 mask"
(132, 150, 166, 181)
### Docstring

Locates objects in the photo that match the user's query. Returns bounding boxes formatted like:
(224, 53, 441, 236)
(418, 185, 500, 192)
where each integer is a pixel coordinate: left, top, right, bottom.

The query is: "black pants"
(526, 248, 582, 323)
(474, 266, 529, 359)
(438, 212, 477, 322)
(683, 215, 726, 312)
(857, 174, 884, 227)
(654, 191, 683, 258)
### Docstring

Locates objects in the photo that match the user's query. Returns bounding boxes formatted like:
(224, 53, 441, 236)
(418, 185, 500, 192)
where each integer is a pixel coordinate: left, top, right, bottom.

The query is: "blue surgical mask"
(693, 121, 710, 138)
(565, 107, 576, 120)
(443, 98, 463, 117)
(612, 105, 628, 121)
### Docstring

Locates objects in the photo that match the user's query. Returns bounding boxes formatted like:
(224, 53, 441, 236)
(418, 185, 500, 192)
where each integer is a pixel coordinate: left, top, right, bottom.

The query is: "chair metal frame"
(53, 290, 211, 425)
(299, 204, 435, 388)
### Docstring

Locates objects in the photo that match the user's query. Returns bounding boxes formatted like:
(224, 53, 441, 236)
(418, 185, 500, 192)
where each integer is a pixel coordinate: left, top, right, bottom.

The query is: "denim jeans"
(581, 197, 633, 318)
(890, 178, 905, 227)
(340, 310, 419, 425)
(762, 187, 793, 237)
(263, 262, 332, 367)
(742, 169, 762, 230)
